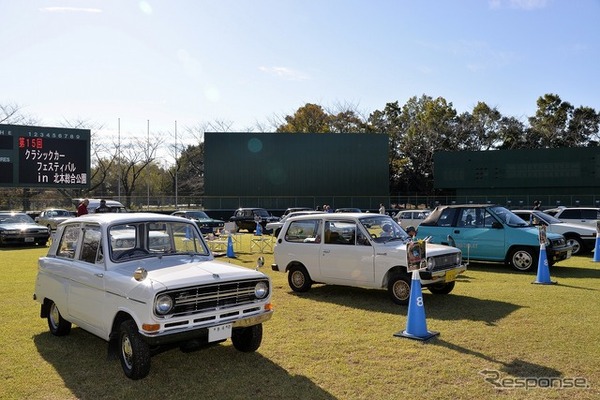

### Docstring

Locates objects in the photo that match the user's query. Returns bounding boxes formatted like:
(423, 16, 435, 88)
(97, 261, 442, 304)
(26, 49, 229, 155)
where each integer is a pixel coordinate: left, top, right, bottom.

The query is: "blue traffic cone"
(226, 235, 236, 258)
(394, 271, 439, 341)
(593, 233, 600, 262)
(255, 222, 263, 236)
(533, 244, 557, 285)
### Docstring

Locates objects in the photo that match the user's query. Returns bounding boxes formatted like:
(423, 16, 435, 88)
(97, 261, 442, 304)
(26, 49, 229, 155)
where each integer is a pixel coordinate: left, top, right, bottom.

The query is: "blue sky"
(1, 0, 599, 144)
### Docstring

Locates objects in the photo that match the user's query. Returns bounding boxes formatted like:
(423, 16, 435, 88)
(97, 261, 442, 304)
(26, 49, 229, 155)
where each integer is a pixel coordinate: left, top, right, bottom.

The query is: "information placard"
(0, 124, 90, 188)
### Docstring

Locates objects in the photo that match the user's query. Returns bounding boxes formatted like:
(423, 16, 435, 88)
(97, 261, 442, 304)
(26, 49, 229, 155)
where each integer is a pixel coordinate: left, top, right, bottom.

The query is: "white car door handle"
(95, 273, 104, 278)
(323, 250, 330, 254)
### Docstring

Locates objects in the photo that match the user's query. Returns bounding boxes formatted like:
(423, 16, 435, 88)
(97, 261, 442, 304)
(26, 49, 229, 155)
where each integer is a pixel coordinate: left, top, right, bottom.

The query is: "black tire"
(507, 247, 538, 272)
(119, 320, 151, 380)
(428, 281, 456, 295)
(231, 324, 263, 352)
(565, 236, 584, 255)
(387, 274, 411, 305)
(287, 265, 312, 292)
(47, 301, 72, 336)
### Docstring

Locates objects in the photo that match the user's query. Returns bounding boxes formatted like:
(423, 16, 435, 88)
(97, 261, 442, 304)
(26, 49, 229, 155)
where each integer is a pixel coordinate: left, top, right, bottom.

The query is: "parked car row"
(26, 203, 594, 379)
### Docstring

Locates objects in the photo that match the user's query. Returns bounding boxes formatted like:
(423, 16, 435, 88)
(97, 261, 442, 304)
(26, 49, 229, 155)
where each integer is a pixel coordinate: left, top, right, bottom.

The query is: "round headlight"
(426, 257, 435, 270)
(155, 295, 173, 315)
(254, 281, 269, 299)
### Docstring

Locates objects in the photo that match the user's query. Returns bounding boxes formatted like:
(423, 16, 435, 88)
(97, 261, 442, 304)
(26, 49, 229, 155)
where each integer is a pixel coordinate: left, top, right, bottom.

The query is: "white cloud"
(258, 66, 309, 81)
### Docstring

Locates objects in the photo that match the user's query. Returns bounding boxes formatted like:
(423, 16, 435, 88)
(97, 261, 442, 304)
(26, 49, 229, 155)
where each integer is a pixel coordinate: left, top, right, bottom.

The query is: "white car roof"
(68, 212, 186, 226)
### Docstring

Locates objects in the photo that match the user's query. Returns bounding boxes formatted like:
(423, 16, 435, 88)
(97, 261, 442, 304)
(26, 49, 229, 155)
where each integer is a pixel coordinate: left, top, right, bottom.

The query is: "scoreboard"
(0, 124, 90, 188)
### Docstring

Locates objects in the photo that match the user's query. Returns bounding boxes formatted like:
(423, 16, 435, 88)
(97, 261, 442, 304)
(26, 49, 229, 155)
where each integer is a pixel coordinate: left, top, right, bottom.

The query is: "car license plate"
(25, 237, 34, 242)
(445, 269, 459, 282)
(208, 323, 232, 342)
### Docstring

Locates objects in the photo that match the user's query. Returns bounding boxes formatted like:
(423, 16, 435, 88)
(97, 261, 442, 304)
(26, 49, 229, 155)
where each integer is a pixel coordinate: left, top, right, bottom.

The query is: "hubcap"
(393, 280, 410, 301)
(513, 251, 533, 270)
(50, 304, 59, 328)
(121, 335, 133, 369)
(566, 239, 581, 255)
(291, 271, 305, 288)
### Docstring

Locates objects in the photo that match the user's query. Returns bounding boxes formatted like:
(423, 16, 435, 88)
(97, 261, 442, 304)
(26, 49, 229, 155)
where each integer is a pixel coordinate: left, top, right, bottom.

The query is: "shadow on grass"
(432, 339, 562, 378)
(33, 328, 337, 400)
(291, 285, 521, 326)
(466, 258, 600, 279)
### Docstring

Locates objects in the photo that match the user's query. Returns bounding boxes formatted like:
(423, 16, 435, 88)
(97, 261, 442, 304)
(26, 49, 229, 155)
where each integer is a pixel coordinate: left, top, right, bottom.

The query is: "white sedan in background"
(512, 209, 596, 255)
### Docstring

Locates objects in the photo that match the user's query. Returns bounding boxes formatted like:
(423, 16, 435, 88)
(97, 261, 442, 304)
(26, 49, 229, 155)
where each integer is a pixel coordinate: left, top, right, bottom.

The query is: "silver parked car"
(35, 209, 75, 230)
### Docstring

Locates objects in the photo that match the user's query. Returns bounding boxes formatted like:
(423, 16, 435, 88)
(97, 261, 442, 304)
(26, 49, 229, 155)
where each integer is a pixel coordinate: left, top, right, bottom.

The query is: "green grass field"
(1, 236, 599, 399)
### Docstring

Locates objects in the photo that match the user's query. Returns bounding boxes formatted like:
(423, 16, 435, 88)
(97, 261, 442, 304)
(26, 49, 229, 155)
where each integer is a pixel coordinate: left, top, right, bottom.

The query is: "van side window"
(324, 220, 355, 245)
(285, 219, 322, 243)
(80, 225, 102, 264)
(57, 225, 81, 259)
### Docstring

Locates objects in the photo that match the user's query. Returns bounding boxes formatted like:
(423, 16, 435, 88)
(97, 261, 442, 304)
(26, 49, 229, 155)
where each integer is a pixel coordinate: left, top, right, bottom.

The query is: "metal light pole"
(174, 120, 178, 208)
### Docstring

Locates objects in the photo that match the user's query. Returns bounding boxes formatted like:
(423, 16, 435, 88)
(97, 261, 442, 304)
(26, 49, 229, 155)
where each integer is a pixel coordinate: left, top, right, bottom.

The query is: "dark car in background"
(230, 208, 279, 233)
(0, 212, 50, 247)
(171, 210, 225, 234)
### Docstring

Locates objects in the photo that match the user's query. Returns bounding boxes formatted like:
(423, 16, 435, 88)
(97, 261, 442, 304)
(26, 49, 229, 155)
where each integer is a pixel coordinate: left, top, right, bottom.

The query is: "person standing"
(379, 203, 385, 215)
(533, 200, 541, 210)
(405, 226, 417, 239)
(77, 199, 89, 216)
(95, 199, 110, 213)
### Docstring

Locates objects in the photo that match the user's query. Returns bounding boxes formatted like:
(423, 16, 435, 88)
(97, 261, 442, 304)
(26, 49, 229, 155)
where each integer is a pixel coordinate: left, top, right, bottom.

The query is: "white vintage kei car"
(33, 213, 273, 380)
(272, 213, 467, 305)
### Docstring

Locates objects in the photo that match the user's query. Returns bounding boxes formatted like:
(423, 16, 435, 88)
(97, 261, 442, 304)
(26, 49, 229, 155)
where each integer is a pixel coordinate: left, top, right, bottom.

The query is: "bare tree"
(0, 102, 39, 125)
(114, 133, 164, 208)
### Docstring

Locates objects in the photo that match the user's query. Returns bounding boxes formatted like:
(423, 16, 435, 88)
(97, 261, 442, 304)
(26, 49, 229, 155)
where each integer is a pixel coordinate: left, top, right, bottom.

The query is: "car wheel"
(508, 247, 538, 272)
(565, 236, 583, 255)
(427, 281, 455, 295)
(119, 320, 151, 380)
(387, 274, 411, 305)
(231, 324, 263, 352)
(47, 300, 72, 336)
(287, 265, 312, 292)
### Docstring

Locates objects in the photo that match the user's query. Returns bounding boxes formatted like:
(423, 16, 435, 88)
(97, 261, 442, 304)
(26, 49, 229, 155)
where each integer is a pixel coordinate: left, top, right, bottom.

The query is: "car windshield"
(188, 211, 209, 219)
(531, 211, 562, 224)
(109, 221, 209, 262)
(359, 215, 409, 242)
(54, 210, 71, 217)
(255, 209, 271, 217)
(0, 213, 35, 224)
(490, 206, 529, 227)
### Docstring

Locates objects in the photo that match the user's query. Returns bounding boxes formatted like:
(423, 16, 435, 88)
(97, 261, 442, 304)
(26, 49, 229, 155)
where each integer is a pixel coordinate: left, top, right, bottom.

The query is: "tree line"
(1, 93, 599, 210)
